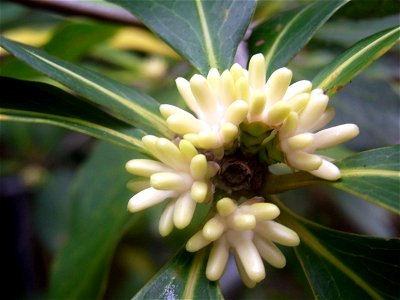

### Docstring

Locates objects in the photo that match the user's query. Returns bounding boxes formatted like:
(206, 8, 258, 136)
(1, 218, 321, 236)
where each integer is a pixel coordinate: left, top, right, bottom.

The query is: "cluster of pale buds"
(278, 89, 359, 180)
(160, 69, 249, 153)
(159, 53, 359, 180)
(186, 197, 300, 287)
(126, 135, 218, 236)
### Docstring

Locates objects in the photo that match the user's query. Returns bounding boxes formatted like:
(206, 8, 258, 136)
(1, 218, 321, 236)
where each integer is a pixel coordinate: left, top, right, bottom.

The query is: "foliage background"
(0, 0, 399, 299)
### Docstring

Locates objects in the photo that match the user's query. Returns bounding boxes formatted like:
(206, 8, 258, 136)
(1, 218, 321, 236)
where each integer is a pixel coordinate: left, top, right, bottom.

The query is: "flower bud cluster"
(186, 197, 300, 287)
(160, 68, 250, 154)
(125, 53, 360, 287)
(159, 53, 359, 180)
(126, 136, 218, 236)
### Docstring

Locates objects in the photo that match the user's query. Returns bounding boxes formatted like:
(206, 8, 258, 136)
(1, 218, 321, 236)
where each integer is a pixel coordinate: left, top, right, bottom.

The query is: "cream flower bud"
(249, 53, 266, 89)
(278, 85, 359, 180)
(186, 197, 300, 287)
(265, 67, 292, 105)
(126, 136, 217, 236)
(161, 64, 252, 152)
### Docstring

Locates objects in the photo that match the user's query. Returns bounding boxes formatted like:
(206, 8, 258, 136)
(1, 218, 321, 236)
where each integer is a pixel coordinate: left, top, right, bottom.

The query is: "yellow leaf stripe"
(263, 5, 306, 71)
(272, 196, 384, 300)
(182, 250, 205, 299)
(0, 111, 146, 152)
(340, 169, 399, 178)
(294, 222, 384, 300)
(195, 0, 218, 69)
(22, 48, 170, 137)
(317, 27, 400, 89)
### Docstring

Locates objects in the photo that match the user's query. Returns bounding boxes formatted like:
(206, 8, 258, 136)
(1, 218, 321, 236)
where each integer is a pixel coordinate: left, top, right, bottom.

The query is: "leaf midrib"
(23, 48, 166, 129)
(272, 196, 385, 300)
(316, 27, 399, 88)
(0, 110, 145, 150)
(263, 6, 306, 73)
(293, 221, 383, 300)
(340, 169, 399, 177)
(182, 250, 205, 299)
(195, 0, 218, 69)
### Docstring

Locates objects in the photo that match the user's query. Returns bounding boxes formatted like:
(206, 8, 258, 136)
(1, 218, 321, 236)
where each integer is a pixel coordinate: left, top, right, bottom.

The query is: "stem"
(8, 0, 144, 27)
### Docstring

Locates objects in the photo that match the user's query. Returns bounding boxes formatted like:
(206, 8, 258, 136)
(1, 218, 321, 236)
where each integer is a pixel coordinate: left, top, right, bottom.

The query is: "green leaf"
(0, 76, 146, 152)
(274, 197, 400, 300)
(313, 26, 400, 97)
(332, 145, 400, 214)
(133, 248, 224, 300)
(249, 0, 348, 77)
(48, 142, 142, 299)
(333, 0, 400, 19)
(107, 0, 256, 75)
(0, 37, 171, 137)
(264, 146, 399, 213)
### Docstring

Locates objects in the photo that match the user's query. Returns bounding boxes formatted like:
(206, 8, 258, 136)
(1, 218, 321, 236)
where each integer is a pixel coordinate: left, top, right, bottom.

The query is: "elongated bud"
(249, 53, 266, 89)
(313, 124, 359, 149)
(265, 68, 292, 104)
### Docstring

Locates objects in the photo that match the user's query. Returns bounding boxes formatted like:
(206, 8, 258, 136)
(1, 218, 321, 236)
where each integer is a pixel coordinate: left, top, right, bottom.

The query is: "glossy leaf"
(0, 76, 146, 152)
(249, 0, 348, 77)
(107, 0, 256, 74)
(264, 146, 399, 213)
(274, 197, 400, 300)
(332, 145, 400, 214)
(48, 142, 142, 299)
(0, 37, 171, 137)
(313, 26, 400, 96)
(133, 248, 224, 300)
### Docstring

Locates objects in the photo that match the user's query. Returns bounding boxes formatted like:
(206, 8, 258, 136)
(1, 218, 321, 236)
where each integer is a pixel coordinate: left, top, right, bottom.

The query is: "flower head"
(126, 135, 218, 236)
(186, 197, 300, 287)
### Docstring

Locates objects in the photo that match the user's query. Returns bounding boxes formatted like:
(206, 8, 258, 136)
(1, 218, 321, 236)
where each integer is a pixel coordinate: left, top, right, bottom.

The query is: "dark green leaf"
(133, 248, 224, 300)
(313, 26, 400, 97)
(107, 0, 256, 75)
(264, 146, 399, 213)
(0, 76, 146, 152)
(48, 142, 142, 299)
(274, 198, 400, 300)
(333, 0, 400, 19)
(0, 37, 171, 137)
(332, 145, 400, 214)
(249, 0, 348, 77)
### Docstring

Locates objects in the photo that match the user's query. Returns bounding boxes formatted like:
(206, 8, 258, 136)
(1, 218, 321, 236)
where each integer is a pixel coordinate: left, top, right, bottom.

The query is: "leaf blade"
(133, 248, 223, 300)
(313, 26, 400, 96)
(264, 146, 399, 213)
(274, 197, 400, 300)
(0, 76, 146, 152)
(0, 37, 171, 137)
(107, 0, 256, 74)
(249, 0, 349, 77)
(48, 143, 142, 299)
(331, 145, 400, 214)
